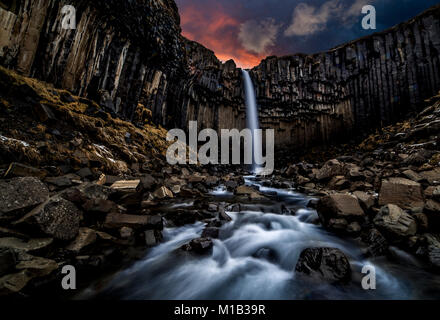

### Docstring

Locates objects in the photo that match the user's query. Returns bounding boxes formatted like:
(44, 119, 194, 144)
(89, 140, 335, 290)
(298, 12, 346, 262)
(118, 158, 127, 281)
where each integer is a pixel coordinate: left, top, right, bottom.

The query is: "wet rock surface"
(295, 248, 352, 284)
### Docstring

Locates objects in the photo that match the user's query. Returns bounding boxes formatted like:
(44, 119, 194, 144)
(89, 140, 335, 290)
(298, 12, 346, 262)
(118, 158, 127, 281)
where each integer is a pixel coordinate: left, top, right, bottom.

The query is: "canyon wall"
(0, 0, 185, 122)
(252, 5, 440, 147)
(1, 0, 439, 148)
(180, 5, 440, 147)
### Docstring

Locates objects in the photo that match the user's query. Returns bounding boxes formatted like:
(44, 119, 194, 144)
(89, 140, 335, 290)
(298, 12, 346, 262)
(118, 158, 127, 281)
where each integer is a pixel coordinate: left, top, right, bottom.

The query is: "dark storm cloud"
(175, 0, 440, 68)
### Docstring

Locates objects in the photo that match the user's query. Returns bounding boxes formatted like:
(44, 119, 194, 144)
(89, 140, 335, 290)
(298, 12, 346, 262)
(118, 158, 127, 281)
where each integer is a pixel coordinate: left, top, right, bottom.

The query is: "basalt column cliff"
(1, 1, 439, 147)
(180, 5, 440, 147)
(0, 0, 185, 123)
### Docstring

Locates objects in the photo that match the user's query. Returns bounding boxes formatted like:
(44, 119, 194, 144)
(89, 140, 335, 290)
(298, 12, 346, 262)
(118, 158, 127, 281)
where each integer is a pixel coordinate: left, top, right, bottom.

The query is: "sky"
(175, 0, 439, 68)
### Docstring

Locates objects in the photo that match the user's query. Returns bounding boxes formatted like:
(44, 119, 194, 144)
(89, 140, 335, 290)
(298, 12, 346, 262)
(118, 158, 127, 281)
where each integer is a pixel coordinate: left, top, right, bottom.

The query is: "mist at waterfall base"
(243, 70, 262, 175)
(81, 177, 440, 300)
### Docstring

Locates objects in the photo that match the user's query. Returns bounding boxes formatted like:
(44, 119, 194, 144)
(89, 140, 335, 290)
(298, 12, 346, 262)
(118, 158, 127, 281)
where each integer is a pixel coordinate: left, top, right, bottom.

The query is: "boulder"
(140, 174, 157, 190)
(82, 198, 116, 213)
(425, 199, 440, 214)
(16, 197, 82, 240)
(188, 175, 205, 183)
(315, 159, 344, 181)
(66, 228, 97, 253)
(204, 176, 219, 186)
(361, 228, 388, 257)
(181, 237, 213, 255)
(295, 247, 351, 284)
(419, 168, 440, 184)
(104, 213, 163, 230)
(3, 163, 47, 179)
(76, 168, 93, 179)
(0, 271, 31, 296)
(96, 174, 122, 186)
(201, 227, 220, 239)
(110, 180, 141, 193)
(424, 234, 440, 268)
(15, 252, 58, 277)
(433, 186, 440, 200)
(347, 222, 361, 234)
(374, 204, 417, 239)
(235, 185, 257, 195)
(0, 248, 16, 277)
(45, 174, 80, 188)
(378, 178, 424, 210)
(0, 177, 49, 219)
(144, 230, 162, 247)
(413, 213, 429, 232)
(153, 186, 174, 199)
(75, 183, 116, 200)
(317, 194, 365, 227)
(119, 226, 133, 239)
(353, 191, 375, 211)
(402, 170, 424, 183)
(0, 253, 58, 296)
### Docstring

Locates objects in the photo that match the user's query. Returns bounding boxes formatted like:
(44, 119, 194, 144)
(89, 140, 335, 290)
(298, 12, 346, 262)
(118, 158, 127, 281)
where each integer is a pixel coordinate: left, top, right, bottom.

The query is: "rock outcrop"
(0, 0, 184, 122)
(173, 5, 440, 147)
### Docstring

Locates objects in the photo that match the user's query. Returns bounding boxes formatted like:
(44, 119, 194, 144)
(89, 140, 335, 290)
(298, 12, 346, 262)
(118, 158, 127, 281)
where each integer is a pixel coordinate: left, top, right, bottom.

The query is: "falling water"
(242, 70, 262, 174)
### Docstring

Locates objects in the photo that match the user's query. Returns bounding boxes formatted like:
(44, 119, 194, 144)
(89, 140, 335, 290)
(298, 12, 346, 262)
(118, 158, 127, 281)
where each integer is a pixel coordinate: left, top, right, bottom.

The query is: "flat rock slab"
(104, 213, 163, 230)
(15, 252, 58, 277)
(110, 180, 141, 192)
(0, 177, 49, 219)
(379, 178, 424, 209)
(0, 237, 53, 253)
(0, 252, 58, 296)
(4, 163, 47, 179)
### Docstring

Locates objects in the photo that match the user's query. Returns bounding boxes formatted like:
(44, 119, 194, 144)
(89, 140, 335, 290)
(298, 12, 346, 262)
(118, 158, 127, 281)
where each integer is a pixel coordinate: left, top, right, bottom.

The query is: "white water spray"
(242, 70, 262, 174)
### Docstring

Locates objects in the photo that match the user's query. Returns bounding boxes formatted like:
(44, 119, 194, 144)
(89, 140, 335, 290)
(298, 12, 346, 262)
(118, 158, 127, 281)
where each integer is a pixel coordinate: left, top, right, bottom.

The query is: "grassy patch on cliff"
(0, 66, 170, 174)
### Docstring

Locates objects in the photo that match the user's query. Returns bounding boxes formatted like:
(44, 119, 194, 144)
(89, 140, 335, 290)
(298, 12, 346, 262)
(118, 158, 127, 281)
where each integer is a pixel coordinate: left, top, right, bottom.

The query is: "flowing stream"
(81, 177, 440, 299)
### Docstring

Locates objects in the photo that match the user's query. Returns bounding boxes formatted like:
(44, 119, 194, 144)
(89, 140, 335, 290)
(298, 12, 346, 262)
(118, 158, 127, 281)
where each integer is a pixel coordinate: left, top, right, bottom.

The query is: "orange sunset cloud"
(179, 3, 266, 69)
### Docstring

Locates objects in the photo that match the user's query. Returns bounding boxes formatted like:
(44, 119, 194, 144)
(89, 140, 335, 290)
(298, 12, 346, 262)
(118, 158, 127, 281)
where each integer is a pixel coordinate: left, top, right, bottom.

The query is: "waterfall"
(242, 70, 262, 174)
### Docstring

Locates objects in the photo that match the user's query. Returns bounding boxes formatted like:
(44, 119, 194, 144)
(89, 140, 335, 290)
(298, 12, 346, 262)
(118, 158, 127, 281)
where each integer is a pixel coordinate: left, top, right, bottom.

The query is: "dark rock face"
(0, 0, 184, 121)
(295, 247, 352, 284)
(168, 5, 440, 147)
(1, 2, 439, 148)
(252, 5, 440, 147)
